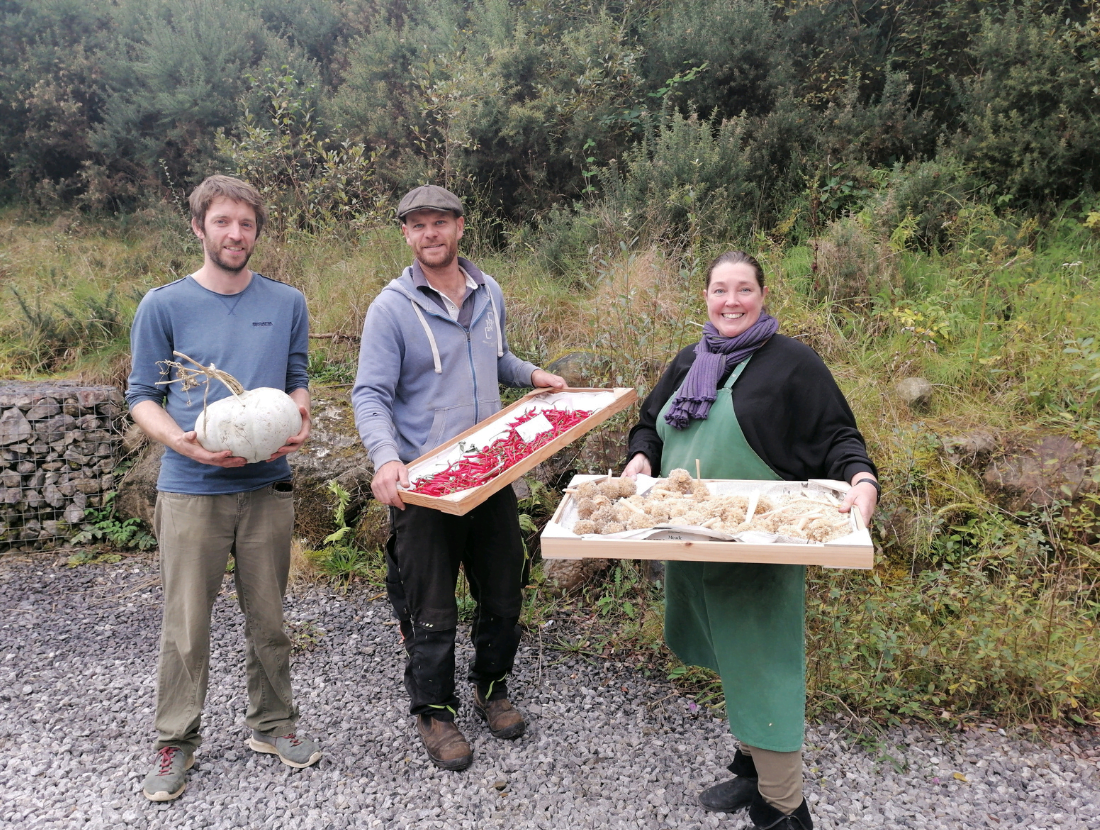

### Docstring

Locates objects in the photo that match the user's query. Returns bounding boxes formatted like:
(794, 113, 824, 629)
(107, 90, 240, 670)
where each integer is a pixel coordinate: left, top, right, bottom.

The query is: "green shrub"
(7, 285, 133, 374)
(814, 71, 936, 169)
(596, 107, 758, 238)
(641, 0, 784, 119)
(216, 68, 389, 240)
(949, 4, 1100, 208)
(521, 205, 601, 280)
(811, 215, 899, 308)
(0, 0, 116, 207)
(71, 492, 156, 553)
(87, 0, 319, 209)
(330, 0, 650, 215)
(809, 510, 1100, 723)
(305, 480, 384, 590)
(867, 156, 975, 251)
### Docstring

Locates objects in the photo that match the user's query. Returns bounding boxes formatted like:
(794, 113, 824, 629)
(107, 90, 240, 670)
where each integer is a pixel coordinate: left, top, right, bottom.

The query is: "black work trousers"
(385, 486, 525, 720)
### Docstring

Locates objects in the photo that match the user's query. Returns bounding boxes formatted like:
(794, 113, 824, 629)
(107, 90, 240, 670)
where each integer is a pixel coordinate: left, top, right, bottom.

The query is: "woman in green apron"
(623, 251, 879, 830)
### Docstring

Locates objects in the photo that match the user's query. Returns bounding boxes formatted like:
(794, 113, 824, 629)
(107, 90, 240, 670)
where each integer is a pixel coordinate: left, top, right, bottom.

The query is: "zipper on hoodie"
(406, 285, 484, 424)
(464, 328, 479, 423)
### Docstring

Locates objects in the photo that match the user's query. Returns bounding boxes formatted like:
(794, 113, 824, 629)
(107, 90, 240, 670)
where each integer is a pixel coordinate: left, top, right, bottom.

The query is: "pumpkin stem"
(156, 351, 247, 409)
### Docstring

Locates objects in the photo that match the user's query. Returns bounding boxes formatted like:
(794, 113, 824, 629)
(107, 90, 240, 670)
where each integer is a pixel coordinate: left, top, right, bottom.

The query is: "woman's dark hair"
(705, 251, 765, 289)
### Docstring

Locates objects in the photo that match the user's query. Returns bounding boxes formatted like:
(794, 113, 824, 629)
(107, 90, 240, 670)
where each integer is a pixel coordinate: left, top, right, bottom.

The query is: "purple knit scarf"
(664, 313, 779, 430)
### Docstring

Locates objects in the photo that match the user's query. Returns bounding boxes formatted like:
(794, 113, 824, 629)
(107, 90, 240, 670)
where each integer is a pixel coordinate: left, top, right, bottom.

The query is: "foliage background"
(1, 0, 1099, 729)
(3, 0, 1098, 223)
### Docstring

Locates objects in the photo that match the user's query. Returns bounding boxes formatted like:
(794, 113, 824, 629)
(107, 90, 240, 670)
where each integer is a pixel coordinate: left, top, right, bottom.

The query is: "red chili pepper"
(409, 407, 593, 496)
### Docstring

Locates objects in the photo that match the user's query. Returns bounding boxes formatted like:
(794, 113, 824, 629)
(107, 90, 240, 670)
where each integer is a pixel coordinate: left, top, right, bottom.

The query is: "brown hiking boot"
(416, 715, 473, 771)
(472, 687, 527, 739)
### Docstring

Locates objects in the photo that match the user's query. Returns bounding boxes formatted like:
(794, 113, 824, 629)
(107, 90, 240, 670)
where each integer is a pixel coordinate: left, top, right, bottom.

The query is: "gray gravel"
(1, 551, 1098, 830)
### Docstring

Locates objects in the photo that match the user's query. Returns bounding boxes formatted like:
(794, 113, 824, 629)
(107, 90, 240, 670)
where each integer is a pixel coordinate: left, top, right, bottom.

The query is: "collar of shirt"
(411, 261, 481, 324)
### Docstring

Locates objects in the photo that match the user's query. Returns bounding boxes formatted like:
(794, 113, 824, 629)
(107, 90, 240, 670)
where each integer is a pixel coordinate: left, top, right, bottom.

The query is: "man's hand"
(622, 452, 652, 478)
(170, 430, 248, 467)
(839, 475, 878, 526)
(371, 460, 410, 509)
(267, 403, 311, 462)
(131, 400, 248, 467)
(531, 369, 567, 390)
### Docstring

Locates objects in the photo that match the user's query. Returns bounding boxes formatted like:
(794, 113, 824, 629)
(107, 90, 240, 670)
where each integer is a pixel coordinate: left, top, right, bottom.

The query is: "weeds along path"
(1, 551, 1098, 830)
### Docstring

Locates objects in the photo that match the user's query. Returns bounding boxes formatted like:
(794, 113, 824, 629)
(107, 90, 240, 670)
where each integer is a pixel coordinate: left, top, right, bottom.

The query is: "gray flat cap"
(396, 185, 464, 220)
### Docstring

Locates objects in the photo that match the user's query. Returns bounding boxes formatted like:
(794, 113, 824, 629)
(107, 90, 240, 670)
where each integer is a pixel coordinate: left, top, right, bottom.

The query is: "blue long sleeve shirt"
(125, 273, 309, 494)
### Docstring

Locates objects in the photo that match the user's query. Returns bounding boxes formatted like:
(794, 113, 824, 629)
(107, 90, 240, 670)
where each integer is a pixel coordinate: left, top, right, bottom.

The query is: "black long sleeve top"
(626, 334, 877, 483)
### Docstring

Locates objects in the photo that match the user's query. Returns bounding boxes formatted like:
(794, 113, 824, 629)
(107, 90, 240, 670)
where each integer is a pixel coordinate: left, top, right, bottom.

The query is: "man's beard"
(208, 243, 252, 274)
(418, 242, 458, 270)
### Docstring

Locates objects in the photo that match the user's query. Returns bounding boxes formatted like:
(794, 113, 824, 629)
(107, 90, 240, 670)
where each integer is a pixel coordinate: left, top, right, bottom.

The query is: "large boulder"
(545, 351, 608, 388)
(941, 430, 998, 468)
(982, 433, 1100, 512)
(288, 390, 373, 546)
(896, 377, 934, 411)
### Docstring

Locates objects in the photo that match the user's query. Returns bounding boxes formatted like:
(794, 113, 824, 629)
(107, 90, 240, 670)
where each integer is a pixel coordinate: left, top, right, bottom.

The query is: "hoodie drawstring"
(488, 289, 503, 358)
(410, 301, 443, 374)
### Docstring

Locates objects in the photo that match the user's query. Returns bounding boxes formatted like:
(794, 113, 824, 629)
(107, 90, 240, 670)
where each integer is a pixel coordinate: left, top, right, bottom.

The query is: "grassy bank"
(1, 203, 1097, 728)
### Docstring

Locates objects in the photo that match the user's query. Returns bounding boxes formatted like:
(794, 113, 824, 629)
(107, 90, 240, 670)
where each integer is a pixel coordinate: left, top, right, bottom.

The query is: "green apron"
(657, 358, 806, 752)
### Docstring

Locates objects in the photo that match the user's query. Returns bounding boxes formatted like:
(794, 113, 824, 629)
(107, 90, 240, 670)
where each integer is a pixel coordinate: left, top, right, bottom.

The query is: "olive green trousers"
(152, 485, 298, 752)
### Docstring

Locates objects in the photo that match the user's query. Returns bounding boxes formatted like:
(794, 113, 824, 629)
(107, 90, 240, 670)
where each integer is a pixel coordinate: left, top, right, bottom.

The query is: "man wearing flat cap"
(352, 184, 565, 770)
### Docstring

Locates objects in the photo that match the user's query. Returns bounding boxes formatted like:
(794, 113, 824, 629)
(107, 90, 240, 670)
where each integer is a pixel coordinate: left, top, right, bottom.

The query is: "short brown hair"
(188, 175, 267, 237)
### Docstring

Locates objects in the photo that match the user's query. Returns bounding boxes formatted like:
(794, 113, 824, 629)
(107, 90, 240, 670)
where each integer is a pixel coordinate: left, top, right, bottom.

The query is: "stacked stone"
(0, 381, 124, 550)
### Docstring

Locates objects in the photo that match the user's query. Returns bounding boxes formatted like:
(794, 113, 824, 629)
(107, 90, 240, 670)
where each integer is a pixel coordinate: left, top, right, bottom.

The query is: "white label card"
(515, 412, 554, 442)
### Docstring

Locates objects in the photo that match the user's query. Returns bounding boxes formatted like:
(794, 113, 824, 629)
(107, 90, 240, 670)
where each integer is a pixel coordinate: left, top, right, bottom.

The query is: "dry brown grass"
(504, 243, 699, 390)
(251, 228, 408, 340)
(813, 218, 901, 307)
(287, 536, 319, 591)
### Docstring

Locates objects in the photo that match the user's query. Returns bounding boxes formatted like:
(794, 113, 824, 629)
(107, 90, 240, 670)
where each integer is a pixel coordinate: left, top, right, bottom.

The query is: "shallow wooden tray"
(540, 475, 874, 569)
(399, 387, 637, 516)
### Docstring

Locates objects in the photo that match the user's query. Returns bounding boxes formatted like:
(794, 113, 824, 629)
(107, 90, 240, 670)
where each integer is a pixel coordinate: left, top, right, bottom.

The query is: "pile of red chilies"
(409, 407, 593, 496)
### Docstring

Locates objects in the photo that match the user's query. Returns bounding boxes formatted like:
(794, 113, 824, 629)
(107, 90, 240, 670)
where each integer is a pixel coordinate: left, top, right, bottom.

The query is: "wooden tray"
(540, 475, 873, 569)
(399, 387, 637, 515)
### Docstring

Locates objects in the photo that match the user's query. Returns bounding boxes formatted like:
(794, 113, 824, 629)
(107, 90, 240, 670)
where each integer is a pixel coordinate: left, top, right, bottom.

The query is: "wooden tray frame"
(399, 387, 637, 516)
(540, 476, 874, 569)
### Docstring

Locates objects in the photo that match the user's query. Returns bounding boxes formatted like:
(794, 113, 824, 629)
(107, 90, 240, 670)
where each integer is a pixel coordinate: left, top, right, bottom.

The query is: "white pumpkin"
(194, 387, 303, 464)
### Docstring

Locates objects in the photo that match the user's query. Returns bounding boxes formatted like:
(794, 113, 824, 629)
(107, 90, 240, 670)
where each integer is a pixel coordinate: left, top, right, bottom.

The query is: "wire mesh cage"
(0, 381, 125, 551)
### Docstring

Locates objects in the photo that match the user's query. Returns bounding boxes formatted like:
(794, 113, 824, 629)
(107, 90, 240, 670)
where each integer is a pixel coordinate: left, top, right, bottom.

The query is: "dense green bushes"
(3, 0, 1098, 228)
(950, 4, 1100, 206)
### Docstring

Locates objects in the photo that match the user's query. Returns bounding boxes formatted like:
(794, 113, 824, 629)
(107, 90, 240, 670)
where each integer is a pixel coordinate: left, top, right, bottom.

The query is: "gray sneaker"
(248, 730, 322, 768)
(143, 746, 194, 802)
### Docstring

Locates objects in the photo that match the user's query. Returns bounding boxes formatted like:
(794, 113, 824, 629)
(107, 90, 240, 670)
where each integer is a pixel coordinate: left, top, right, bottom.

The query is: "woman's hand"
(840, 475, 879, 525)
(622, 452, 652, 478)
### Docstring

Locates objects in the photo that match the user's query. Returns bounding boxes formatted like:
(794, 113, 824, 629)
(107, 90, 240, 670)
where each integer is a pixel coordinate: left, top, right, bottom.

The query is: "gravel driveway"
(1, 551, 1098, 830)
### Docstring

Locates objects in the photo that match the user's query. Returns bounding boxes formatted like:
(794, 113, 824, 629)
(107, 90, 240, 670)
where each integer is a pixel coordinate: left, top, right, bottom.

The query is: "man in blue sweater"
(126, 176, 320, 802)
(353, 185, 565, 771)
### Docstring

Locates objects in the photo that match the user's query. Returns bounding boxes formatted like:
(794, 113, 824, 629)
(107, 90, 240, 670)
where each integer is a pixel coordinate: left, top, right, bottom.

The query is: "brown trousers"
(741, 743, 804, 813)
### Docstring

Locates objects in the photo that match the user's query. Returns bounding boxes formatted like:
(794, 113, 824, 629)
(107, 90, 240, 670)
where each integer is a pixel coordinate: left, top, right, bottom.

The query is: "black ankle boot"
(698, 749, 758, 813)
(748, 792, 813, 829)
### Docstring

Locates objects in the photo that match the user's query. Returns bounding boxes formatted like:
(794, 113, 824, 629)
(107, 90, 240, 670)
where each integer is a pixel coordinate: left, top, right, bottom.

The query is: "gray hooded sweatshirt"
(352, 257, 538, 469)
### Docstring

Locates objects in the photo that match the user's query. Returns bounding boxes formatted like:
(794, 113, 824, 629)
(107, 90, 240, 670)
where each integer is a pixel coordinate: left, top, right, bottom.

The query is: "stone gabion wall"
(0, 381, 125, 550)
